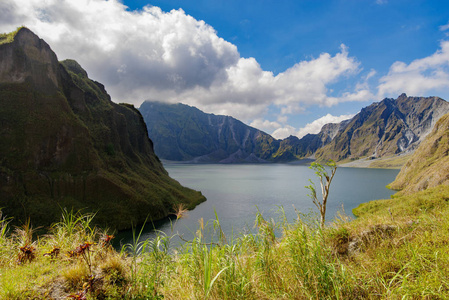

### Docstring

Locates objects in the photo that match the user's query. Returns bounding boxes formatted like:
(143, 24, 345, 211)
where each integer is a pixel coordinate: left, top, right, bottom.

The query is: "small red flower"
(100, 234, 114, 247)
(74, 242, 93, 255)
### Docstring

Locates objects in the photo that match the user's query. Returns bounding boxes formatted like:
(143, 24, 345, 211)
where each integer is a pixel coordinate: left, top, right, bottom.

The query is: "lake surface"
(116, 164, 399, 248)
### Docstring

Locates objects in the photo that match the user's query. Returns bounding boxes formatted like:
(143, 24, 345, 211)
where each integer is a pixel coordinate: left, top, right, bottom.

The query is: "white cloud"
(377, 40, 449, 97)
(330, 89, 376, 104)
(277, 115, 289, 124)
(250, 119, 281, 133)
(440, 21, 449, 32)
(272, 125, 297, 139)
(364, 69, 377, 81)
(323, 68, 377, 106)
(296, 113, 354, 138)
(272, 113, 354, 139)
(273, 44, 360, 109)
(2, 1, 239, 95)
(1, 0, 366, 125)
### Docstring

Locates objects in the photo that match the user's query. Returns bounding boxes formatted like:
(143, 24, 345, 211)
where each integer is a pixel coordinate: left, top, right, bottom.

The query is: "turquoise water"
(116, 164, 399, 247)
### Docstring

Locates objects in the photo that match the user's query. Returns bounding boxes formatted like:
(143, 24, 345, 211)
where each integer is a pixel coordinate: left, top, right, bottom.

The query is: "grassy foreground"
(1, 185, 449, 299)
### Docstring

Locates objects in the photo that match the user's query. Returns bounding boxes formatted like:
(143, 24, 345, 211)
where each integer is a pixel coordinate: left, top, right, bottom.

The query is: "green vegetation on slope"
(2, 183, 449, 299)
(368, 153, 413, 169)
(139, 101, 324, 163)
(0, 28, 205, 230)
(2, 110, 449, 298)
(3, 27, 449, 299)
(389, 113, 449, 195)
(140, 101, 280, 162)
(316, 94, 449, 163)
(0, 26, 23, 45)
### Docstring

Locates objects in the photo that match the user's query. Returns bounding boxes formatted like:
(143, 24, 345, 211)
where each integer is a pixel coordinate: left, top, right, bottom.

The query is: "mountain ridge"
(0, 27, 205, 229)
(140, 101, 283, 163)
(140, 94, 449, 165)
(315, 93, 449, 162)
(140, 101, 331, 163)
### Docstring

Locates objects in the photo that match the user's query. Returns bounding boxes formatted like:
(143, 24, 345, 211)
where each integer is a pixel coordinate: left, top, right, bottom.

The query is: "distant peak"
(398, 93, 408, 99)
(14, 26, 40, 43)
(0, 26, 60, 90)
(16, 26, 32, 35)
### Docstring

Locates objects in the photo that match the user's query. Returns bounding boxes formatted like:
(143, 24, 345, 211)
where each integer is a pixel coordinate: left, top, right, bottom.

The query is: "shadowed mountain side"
(139, 101, 330, 163)
(140, 95, 448, 165)
(0, 28, 205, 229)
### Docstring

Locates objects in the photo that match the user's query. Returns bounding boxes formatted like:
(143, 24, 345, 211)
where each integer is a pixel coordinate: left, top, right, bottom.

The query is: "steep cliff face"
(140, 94, 448, 165)
(389, 112, 449, 194)
(0, 28, 205, 229)
(319, 120, 350, 144)
(140, 101, 347, 163)
(315, 94, 449, 162)
(140, 101, 283, 163)
(0, 28, 59, 91)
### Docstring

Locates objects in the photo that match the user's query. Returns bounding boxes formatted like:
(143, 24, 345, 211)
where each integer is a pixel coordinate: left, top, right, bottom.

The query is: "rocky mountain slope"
(140, 94, 449, 164)
(140, 101, 274, 162)
(0, 28, 205, 229)
(389, 111, 449, 194)
(139, 101, 331, 163)
(315, 94, 449, 162)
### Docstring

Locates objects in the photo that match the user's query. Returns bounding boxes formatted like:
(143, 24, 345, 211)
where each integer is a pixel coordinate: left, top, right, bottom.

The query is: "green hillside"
(0, 28, 205, 229)
(140, 95, 449, 166)
(389, 112, 449, 194)
(2, 28, 449, 299)
(316, 94, 449, 163)
(139, 101, 324, 163)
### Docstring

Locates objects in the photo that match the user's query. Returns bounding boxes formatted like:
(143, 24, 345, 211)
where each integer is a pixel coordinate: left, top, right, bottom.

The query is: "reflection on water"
(114, 164, 399, 249)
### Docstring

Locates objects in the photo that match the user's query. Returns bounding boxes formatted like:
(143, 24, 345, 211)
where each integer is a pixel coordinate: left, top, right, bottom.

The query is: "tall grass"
(0, 211, 12, 266)
(1, 185, 449, 299)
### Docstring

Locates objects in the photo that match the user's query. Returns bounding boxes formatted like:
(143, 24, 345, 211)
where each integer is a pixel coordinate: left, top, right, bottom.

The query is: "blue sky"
(127, 0, 445, 73)
(2, 0, 449, 138)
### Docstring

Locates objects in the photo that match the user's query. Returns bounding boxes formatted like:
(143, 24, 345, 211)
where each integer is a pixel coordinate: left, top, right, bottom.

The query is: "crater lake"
(116, 163, 399, 247)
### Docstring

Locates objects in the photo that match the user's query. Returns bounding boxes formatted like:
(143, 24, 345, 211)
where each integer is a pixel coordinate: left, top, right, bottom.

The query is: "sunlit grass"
(0, 185, 449, 298)
(369, 153, 413, 169)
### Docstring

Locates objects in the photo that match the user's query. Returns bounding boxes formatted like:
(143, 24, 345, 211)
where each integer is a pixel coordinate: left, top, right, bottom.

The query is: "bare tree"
(305, 160, 337, 229)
